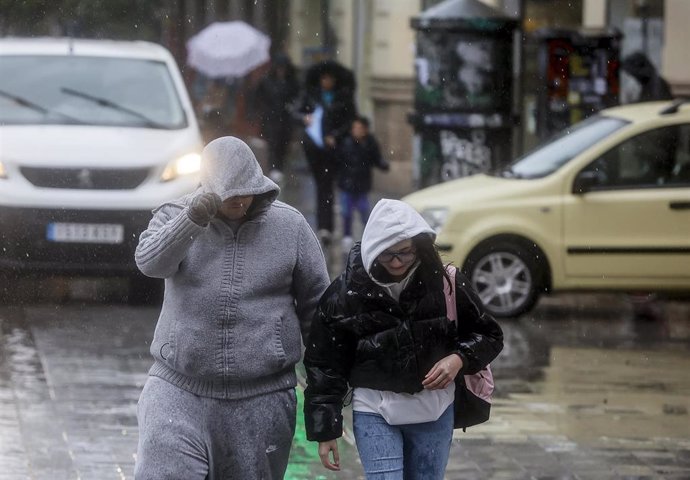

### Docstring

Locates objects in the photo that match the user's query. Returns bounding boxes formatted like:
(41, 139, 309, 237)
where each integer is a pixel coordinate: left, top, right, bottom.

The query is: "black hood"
(621, 52, 657, 82)
(304, 60, 355, 95)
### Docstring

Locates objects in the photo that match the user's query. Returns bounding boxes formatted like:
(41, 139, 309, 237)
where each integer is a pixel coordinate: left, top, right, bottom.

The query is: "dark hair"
(369, 234, 452, 291)
(271, 52, 291, 67)
(353, 115, 370, 129)
(269, 53, 296, 80)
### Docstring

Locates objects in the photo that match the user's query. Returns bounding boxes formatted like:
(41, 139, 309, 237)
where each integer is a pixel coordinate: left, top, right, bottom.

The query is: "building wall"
(330, 2, 355, 66)
(369, 0, 419, 196)
(582, 0, 607, 27)
(663, 0, 690, 95)
(287, 0, 323, 66)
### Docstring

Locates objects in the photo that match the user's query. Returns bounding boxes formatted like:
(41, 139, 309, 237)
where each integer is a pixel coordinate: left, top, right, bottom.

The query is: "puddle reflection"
(487, 293, 690, 446)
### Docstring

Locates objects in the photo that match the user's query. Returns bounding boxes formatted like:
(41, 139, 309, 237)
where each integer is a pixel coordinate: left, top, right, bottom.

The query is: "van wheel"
(128, 275, 163, 306)
(463, 240, 543, 318)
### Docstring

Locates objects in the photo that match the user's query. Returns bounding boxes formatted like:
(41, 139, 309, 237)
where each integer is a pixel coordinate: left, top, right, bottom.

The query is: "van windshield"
(0, 55, 187, 129)
(497, 116, 629, 179)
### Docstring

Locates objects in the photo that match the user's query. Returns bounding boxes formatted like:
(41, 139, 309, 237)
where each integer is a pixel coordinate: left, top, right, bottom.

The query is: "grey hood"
(201, 136, 279, 202)
(360, 199, 436, 273)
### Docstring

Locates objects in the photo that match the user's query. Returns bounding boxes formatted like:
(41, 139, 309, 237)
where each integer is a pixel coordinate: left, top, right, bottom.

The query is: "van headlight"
(0, 161, 6, 179)
(421, 207, 449, 233)
(160, 153, 201, 182)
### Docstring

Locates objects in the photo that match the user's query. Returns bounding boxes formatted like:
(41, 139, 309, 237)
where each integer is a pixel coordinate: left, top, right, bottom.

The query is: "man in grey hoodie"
(134, 136, 330, 479)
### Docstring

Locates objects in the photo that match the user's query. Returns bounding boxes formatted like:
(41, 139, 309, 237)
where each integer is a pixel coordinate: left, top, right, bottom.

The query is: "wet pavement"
(0, 291, 688, 479)
(1, 153, 689, 479)
(0, 300, 363, 480)
(448, 296, 690, 480)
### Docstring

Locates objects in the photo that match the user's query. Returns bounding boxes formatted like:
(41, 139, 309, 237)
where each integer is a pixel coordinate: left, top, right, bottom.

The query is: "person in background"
(199, 77, 230, 142)
(621, 51, 673, 103)
(133, 136, 330, 479)
(303, 199, 503, 479)
(298, 60, 357, 248)
(336, 116, 389, 256)
(254, 53, 300, 184)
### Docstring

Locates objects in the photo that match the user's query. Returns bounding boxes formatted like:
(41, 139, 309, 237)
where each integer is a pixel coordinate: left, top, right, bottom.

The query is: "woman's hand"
(422, 353, 463, 390)
(303, 114, 313, 126)
(318, 440, 340, 471)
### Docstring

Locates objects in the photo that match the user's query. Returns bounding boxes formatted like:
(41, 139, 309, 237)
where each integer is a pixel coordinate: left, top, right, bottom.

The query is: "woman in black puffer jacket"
(304, 199, 503, 479)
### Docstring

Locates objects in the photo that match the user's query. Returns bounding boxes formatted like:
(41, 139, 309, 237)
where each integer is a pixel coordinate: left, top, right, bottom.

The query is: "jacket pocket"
(168, 318, 219, 377)
(273, 314, 301, 369)
(273, 315, 287, 364)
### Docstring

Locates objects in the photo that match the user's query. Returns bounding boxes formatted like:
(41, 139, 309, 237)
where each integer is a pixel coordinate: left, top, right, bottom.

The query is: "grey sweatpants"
(134, 376, 297, 480)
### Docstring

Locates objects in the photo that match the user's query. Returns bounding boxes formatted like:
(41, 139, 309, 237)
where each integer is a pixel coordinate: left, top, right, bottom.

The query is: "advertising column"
(410, 0, 517, 187)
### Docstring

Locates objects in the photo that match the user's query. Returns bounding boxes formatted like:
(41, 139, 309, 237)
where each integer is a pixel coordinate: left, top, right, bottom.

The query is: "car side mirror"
(572, 171, 601, 194)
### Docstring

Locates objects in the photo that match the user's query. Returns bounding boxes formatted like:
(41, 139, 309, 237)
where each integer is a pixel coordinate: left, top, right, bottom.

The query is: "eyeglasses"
(378, 249, 417, 264)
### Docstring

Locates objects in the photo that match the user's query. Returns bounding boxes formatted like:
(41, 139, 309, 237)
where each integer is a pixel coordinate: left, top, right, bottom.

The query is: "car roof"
(601, 100, 690, 123)
(0, 37, 173, 61)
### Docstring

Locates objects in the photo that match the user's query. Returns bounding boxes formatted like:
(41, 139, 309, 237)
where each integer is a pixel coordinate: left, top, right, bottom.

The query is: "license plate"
(46, 223, 124, 244)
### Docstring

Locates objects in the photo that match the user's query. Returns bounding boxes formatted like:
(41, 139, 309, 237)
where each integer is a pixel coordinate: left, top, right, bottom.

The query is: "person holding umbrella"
(297, 60, 357, 248)
(186, 21, 272, 142)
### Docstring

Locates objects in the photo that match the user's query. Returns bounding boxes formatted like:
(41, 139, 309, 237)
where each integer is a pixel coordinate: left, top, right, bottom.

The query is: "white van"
(0, 38, 203, 302)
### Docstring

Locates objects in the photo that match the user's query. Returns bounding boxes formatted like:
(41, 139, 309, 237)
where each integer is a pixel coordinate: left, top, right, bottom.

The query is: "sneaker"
(268, 169, 284, 184)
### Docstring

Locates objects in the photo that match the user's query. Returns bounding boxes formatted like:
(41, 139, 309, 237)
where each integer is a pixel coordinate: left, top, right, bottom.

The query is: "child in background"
(336, 116, 389, 253)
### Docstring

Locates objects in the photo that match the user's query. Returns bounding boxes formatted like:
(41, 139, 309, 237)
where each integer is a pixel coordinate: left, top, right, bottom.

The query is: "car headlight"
(0, 161, 6, 179)
(421, 207, 449, 233)
(160, 153, 201, 182)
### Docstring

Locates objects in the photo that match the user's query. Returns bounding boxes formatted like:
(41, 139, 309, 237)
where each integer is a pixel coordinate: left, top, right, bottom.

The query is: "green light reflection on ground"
(285, 385, 330, 480)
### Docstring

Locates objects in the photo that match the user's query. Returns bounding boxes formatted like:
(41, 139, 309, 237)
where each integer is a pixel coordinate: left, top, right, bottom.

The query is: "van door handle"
(669, 201, 690, 210)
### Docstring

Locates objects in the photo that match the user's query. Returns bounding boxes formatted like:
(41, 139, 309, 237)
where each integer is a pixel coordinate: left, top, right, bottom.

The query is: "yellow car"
(403, 100, 690, 318)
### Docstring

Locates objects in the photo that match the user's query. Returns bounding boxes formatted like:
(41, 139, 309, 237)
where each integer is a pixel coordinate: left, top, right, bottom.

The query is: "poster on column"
(414, 31, 513, 112)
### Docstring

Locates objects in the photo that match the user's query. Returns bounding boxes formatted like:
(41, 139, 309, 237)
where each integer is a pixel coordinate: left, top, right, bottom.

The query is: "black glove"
(187, 192, 222, 226)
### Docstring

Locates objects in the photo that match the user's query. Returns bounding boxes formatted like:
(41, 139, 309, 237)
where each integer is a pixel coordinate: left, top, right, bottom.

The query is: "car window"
(580, 124, 690, 190)
(0, 55, 187, 129)
(499, 116, 628, 179)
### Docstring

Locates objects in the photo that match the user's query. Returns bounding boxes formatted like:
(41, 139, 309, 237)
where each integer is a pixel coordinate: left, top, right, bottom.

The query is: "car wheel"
(128, 275, 163, 306)
(464, 240, 543, 318)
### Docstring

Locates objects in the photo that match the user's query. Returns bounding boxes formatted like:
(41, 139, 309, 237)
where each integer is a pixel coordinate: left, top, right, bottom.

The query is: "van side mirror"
(572, 171, 601, 194)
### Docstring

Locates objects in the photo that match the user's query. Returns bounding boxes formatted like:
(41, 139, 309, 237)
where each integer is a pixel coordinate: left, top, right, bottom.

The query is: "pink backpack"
(444, 265, 494, 430)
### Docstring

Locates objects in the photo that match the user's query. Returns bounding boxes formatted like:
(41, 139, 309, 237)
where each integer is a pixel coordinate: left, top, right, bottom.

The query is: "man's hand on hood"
(187, 192, 222, 226)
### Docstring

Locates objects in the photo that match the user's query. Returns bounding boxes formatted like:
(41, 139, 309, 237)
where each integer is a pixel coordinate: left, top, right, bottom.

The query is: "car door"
(563, 123, 690, 284)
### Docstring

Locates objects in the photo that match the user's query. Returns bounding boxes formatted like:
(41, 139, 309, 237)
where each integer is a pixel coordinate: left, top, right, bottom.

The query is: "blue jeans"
(340, 191, 371, 237)
(353, 406, 454, 480)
